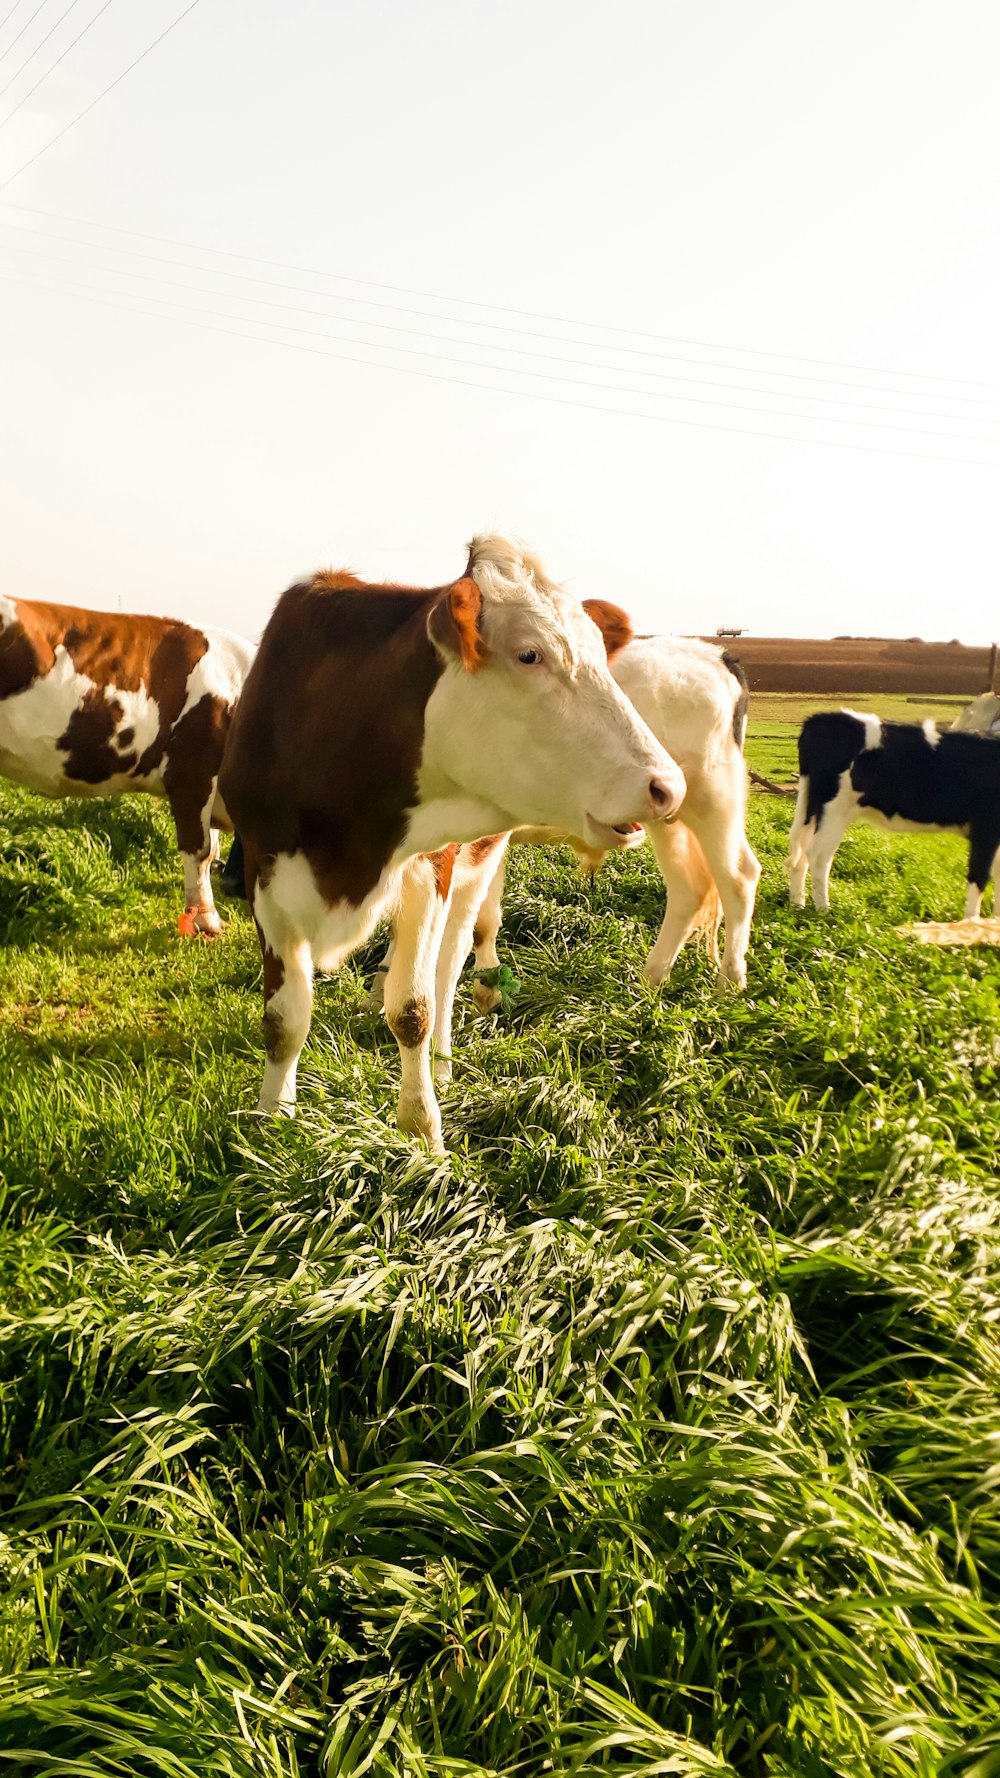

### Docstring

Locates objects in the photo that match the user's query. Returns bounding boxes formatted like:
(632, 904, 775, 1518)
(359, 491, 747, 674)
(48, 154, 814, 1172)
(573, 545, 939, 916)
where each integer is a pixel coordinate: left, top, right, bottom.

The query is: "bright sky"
(1, 0, 998, 646)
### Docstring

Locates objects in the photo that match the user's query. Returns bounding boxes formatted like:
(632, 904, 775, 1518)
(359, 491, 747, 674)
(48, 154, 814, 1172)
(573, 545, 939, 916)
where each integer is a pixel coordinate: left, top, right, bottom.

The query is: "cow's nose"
(648, 774, 683, 818)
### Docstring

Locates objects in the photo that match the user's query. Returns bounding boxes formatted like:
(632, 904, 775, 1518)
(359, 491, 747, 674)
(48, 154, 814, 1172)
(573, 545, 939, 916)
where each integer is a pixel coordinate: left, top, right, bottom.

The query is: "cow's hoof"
(433, 1054, 452, 1088)
(179, 906, 227, 938)
(716, 970, 745, 996)
(642, 955, 671, 986)
(397, 1096, 444, 1152)
(472, 981, 502, 1015)
(361, 969, 388, 1013)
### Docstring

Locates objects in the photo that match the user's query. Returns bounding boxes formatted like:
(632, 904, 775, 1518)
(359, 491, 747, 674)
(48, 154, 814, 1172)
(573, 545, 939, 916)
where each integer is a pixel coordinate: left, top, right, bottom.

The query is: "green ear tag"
(474, 964, 521, 1012)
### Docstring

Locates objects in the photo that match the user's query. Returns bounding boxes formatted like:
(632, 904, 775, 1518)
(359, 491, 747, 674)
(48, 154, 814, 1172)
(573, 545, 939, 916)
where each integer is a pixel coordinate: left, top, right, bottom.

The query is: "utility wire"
(0, 3, 27, 38)
(5, 216, 1000, 413)
(3, 264, 997, 470)
(5, 235, 998, 434)
(0, 1, 115, 122)
(0, 0, 50, 68)
(0, 0, 198, 191)
(0, 191, 996, 395)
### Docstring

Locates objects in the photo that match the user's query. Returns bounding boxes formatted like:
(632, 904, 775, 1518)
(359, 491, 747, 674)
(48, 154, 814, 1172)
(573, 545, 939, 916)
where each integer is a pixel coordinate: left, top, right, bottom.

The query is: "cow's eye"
(517, 648, 542, 666)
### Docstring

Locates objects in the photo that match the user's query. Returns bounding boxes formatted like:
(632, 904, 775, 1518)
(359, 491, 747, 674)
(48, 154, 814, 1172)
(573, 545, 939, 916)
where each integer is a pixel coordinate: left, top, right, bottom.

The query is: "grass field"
(1, 713, 999, 1777)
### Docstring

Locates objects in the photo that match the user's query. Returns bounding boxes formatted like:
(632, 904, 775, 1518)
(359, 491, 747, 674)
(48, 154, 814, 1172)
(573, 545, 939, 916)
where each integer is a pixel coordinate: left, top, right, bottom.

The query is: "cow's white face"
(422, 546, 685, 844)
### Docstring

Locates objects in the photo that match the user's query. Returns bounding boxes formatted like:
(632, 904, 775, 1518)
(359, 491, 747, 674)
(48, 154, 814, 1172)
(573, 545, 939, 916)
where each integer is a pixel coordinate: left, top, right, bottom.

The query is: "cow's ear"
(427, 577, 485, 672)
(583, 598, 633, 659)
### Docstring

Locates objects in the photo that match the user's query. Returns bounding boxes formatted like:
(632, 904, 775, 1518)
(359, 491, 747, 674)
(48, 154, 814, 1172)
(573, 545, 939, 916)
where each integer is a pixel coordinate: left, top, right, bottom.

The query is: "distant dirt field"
(699, 634, 994, 694)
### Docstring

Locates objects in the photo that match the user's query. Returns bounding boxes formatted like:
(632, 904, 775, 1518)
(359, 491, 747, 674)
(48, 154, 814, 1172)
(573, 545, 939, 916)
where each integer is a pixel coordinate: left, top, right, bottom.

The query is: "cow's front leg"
(168, 777, 227, 936)
(470, 849, 509, 1013)
(433, 836, 510, 1083)
(257, 930, 314, 1115)
(384, 855, 452, 1152)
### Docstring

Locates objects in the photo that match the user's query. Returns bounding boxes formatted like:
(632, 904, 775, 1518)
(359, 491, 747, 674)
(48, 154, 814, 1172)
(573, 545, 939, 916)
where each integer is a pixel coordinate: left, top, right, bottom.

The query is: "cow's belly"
(855, 804, 970, 840)
(0, 654, 166, 800)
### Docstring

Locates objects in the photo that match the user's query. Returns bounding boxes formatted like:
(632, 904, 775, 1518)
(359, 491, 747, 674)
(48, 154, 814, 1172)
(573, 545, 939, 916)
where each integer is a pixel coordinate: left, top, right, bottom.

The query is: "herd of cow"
(2, 535, 998, 1152)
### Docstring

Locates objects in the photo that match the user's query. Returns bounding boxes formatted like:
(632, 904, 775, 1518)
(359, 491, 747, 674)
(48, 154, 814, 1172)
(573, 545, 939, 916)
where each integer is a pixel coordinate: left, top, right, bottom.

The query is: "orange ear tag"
(177, 910, 200, 938)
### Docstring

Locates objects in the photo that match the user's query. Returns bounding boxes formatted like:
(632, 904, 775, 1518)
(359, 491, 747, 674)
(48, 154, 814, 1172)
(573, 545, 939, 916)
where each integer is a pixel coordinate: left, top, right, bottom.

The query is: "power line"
(5, 235, 999, 437)
(0, 1, 115, 123)
(0, 0, 199, 192)
(0, 0, 50, 68)
(4, 216, 1000, 415)
(2, 264, 997, 471)
(1, 192, 997, 396)
(0, 3, 27, 38)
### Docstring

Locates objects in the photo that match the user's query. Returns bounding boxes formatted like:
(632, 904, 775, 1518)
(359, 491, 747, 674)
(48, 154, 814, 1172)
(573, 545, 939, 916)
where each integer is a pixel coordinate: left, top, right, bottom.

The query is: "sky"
(0, 0, 998, 646)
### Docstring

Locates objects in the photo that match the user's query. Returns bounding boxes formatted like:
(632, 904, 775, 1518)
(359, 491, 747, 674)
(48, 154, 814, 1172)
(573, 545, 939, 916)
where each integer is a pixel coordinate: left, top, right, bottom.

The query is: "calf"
(0, 595, 254, 934)
(368, 633, 760, 1068)
(786, 709, 1000, 916)
(219, 534, 685, 1149)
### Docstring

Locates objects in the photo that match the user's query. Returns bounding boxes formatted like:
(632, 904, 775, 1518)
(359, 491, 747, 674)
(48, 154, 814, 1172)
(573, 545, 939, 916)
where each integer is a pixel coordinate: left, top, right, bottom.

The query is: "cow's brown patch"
(465, 834, 506, 866)
(582, 598, 633, 660)
(389, 994, 432, 1048)
(220, 572, 456, 910)
(313, 569, 364, 591)
(0, 608, 50, 699)
(260, 942, 291, 1058)
(428, 844, 459, 899)
(58, 692, 130, 782)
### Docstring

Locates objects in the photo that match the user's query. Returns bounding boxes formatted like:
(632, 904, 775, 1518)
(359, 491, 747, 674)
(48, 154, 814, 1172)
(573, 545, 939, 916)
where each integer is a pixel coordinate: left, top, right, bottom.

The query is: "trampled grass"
(1, 747, 999, 1777)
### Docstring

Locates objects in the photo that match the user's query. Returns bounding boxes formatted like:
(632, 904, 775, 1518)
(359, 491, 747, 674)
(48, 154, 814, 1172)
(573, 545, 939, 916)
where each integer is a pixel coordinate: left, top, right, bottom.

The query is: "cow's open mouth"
(585, 814, 647, 849)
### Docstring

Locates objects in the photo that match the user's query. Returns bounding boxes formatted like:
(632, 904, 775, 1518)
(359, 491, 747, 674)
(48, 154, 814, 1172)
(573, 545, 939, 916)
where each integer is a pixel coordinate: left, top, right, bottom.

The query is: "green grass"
(1, 734, 999, 1778)
(745, 694, 970, 782)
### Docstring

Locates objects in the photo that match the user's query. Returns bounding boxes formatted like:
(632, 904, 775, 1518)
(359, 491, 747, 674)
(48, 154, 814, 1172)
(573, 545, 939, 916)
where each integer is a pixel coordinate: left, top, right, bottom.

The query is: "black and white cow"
(786, 709, 1000, 916)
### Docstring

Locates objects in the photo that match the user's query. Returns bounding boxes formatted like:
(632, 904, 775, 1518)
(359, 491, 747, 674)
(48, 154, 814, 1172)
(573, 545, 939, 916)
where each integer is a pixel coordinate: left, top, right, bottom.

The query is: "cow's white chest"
(254, 852, 403, 972)
(0, 647, 164, 796)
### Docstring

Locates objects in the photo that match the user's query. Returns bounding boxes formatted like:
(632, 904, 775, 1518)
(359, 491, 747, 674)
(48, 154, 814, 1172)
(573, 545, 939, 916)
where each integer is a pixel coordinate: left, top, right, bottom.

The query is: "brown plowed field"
(697, 635, 995, 694)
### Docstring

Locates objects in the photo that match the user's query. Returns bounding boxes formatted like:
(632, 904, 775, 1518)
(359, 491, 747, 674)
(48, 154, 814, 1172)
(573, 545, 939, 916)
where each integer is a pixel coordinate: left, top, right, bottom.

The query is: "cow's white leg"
(642, 820, 718, 985)
(434, 837, 510, 1080)
(180, 831, 226, 936)
(470, 850, 509, 1013)
(965, 831, 1000, 919)
(683, 798, 760, 991)
(964, 880, 984, 919)
(384, 857, 450, 1152)
(257, 933, 314, 1114)
(170, 779, 226, 936)
(806, 806, 852, 913)
(786, 778, 811, 908)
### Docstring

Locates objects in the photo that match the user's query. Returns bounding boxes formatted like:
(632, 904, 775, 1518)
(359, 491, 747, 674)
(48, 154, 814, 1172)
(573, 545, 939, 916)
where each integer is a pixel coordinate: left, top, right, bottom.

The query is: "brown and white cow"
(219, 533, 686, 1149)
(369, 631, 761, 1063)
(0, 594, 255, 934)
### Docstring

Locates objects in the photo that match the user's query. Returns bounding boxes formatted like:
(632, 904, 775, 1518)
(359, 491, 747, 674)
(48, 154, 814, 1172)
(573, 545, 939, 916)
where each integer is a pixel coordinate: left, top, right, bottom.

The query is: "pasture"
(1, 710, 999, 1776)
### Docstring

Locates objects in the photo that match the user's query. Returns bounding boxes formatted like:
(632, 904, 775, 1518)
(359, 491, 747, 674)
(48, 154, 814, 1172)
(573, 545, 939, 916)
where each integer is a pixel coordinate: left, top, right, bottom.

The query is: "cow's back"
(0, 594, 253, 799)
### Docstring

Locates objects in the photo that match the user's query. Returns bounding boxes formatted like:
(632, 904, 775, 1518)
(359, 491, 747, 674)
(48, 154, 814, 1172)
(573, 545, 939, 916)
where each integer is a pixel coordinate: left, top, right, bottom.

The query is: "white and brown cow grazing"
(787, 709, 1000, 916)
(219, 534, 685, 1149)
(0, 595, 255, 934)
